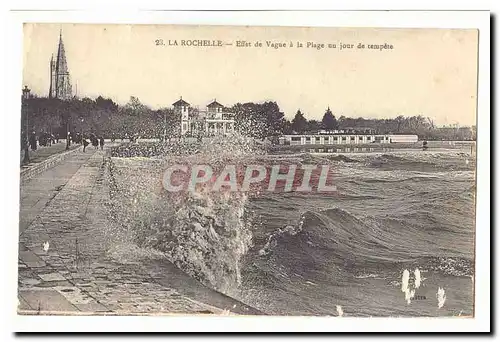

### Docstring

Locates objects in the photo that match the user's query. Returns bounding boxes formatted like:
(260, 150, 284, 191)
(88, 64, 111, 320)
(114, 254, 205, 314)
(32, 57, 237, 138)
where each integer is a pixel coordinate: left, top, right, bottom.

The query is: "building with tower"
(49, 31, 72, 99)
(173, 97, 235, 136)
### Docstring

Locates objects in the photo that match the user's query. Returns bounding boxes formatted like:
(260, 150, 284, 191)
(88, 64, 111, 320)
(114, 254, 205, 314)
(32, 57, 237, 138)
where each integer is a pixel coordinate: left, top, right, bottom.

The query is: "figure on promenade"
(82, 137, 89, 152)
(39, 133, 46, 147)
(21, 135, 27, 152)
(99, 137, 105, 150)
(91, 136, 99, 149)
(29, 132, 37, 151)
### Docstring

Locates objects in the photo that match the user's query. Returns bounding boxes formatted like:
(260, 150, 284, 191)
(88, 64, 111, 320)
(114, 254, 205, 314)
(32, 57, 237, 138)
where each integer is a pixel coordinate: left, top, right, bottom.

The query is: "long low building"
(278, 134, 418, 145)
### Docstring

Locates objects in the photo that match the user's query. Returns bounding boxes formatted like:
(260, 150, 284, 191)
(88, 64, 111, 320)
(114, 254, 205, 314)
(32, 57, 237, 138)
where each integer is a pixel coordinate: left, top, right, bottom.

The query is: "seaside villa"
(174, 98, 235, 136)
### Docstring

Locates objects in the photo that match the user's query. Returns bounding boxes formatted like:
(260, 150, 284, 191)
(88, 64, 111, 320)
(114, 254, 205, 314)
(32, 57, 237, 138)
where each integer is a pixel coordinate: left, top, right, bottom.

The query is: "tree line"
(233, 104, 475, 140)
(21, 95, 476, 146)
(288, 108, 475, 140)
(21, 95, 180, 145)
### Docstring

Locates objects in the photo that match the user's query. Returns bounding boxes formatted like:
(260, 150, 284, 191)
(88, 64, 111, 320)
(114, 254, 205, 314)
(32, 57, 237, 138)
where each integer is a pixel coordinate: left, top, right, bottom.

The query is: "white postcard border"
(4, 9, 490, 333)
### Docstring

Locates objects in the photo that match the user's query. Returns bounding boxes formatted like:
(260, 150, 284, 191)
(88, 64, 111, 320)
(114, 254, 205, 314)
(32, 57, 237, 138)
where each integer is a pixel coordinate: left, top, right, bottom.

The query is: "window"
(367, 136, 371, 140)
(305, 137, 311, 142)
(342, 136, 347, 141)
(351, 137, 355, 141)
(316, 137, 321, 141)
(291, 136, 301, 142)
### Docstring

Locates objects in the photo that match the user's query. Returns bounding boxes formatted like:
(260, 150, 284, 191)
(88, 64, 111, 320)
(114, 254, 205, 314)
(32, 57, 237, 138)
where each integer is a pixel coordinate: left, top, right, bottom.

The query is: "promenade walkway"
(18, 146, 258, 315)
(19, 148, 91, 234)
(20, 141, 79, 166)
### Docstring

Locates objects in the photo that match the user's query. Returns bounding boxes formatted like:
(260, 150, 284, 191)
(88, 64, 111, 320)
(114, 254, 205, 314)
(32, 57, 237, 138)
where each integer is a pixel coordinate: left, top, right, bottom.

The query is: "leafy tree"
(291, 110, 308, 134)
(262, 101, 286, 138)
(282, 119, 293, 135)
(125, 96, 147, 115)
(307, 120, 322, 133)
(231, 101, 285, 139)
(321, 107, 338, 130)
(95, 96, 118, 111)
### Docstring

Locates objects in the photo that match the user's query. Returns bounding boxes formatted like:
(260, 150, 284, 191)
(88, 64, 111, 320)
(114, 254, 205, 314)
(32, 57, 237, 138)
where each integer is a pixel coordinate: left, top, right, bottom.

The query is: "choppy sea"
(106, 137, 475, 317)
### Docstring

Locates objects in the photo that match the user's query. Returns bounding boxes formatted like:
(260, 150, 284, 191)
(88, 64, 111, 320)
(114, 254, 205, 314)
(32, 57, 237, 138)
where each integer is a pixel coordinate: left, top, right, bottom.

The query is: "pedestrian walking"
(99, 136, 104, 150)
(29, 132, 37, 151)
(82, 138, 89, 152)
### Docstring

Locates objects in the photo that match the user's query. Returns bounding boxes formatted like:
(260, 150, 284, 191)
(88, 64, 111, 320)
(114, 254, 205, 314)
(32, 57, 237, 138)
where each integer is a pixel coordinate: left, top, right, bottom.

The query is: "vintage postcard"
(18, 22, 479, 323)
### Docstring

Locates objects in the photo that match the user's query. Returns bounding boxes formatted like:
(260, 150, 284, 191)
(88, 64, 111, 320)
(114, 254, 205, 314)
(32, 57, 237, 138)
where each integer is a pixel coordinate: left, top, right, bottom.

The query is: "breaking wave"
(106, 134, 263, 294)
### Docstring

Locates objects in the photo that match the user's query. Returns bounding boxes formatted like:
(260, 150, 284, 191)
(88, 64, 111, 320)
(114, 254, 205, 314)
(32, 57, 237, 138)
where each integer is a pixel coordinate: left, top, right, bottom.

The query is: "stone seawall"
(20, 146, 82, 184)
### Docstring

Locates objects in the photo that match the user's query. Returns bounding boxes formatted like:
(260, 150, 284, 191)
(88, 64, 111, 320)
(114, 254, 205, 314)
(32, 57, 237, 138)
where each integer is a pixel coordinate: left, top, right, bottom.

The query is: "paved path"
(18, 147, 258, 315)
(19, 150, 93, 234)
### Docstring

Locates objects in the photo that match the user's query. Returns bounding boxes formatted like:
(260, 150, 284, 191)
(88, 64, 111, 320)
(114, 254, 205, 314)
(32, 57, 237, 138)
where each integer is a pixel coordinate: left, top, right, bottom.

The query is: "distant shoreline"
(268, 143, 420, 151)
(109, 139, 476, 158)
(268, 140, 474, 152)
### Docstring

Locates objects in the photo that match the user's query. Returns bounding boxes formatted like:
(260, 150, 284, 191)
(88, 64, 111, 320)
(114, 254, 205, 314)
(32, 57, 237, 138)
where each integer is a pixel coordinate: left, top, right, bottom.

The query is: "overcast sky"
(23, 23, 478, 126)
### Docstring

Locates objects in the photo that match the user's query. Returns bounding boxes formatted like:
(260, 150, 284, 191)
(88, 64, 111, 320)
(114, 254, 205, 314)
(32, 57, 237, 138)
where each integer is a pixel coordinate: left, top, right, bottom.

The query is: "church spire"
(50, 30, 72, 99)
(56, 30, 68, 74)
(49, 54, 54, 98)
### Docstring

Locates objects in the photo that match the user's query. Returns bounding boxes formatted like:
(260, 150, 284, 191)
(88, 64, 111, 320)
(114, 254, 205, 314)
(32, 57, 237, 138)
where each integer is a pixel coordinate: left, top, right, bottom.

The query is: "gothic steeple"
(49, 54, 54, 98)
(49, 30, 72, 99)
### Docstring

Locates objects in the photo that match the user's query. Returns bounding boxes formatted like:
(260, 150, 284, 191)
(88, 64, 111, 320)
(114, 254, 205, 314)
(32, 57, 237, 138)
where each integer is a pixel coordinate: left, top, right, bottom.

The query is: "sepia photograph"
(14, 17, 486, 329)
